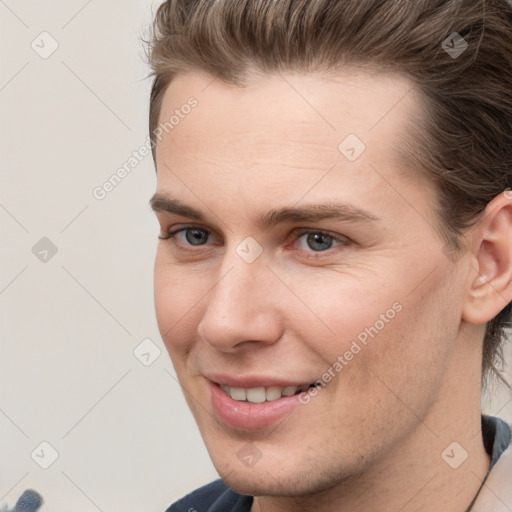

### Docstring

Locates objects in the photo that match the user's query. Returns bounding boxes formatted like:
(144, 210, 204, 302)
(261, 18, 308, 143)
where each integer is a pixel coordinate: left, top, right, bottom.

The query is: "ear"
(462, 191, 512, 324)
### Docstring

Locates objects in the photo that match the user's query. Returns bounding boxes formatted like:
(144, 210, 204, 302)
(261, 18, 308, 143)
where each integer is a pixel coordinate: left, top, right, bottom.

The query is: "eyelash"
(158, 226, 350, 258)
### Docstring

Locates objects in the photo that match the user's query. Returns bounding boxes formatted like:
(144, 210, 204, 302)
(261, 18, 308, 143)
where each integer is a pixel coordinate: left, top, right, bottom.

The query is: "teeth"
(282, 385, 299, 396)
(246, 387, 266, 403)
(220, 384, 304, 402)
(265, 386, 283, 401)
(230, 388, 247, 401)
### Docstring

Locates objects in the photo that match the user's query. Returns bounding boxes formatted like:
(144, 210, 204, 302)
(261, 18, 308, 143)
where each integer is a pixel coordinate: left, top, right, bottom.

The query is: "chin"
(212, 450, 356, 498)
(221, 469, 316, 497)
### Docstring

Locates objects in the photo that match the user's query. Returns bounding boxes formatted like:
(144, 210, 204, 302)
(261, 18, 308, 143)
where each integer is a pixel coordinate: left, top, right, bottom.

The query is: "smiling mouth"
(219, 383, 320, 403)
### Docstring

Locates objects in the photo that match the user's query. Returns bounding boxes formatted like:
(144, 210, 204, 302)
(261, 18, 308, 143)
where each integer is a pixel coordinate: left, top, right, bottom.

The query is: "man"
(147, 0, 512, 510)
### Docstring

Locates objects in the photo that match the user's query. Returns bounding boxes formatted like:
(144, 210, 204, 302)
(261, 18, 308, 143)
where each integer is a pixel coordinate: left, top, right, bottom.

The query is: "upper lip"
(205, 373, 317, 388)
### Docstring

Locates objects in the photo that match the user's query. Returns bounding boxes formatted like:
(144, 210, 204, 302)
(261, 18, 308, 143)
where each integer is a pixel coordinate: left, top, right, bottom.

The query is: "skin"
(152, 70, 512, 512)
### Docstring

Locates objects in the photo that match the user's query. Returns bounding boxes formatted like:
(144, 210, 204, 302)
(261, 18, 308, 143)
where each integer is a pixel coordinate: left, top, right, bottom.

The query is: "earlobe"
(462, 192, 512, 325)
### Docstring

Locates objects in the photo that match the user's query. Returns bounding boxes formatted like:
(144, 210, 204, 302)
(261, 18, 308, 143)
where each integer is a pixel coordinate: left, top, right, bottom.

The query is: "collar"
(471, 416, 512, 511)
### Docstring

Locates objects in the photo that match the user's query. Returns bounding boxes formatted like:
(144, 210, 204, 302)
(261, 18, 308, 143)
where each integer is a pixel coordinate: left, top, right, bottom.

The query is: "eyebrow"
(149, 193, 380, 228)
(150, 194, 205, 221)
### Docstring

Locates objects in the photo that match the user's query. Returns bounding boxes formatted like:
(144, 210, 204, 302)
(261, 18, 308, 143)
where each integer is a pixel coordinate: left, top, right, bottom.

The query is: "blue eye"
(296, 232, 342, 252)
(160, 227, 211, 245)
(159, 226, 347, 256)
(183, 228, 210, 245)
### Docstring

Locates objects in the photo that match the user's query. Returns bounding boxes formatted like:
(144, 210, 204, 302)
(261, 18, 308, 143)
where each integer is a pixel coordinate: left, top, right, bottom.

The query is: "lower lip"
(209, 381, 304, 430)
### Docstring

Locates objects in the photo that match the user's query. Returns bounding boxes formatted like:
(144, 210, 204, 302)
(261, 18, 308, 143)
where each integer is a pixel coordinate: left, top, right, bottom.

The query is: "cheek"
(283, 269, 404, 364)
(348, 272, 460, 410)
(154, 255, 204, 357)
(290, 265, 454, 398)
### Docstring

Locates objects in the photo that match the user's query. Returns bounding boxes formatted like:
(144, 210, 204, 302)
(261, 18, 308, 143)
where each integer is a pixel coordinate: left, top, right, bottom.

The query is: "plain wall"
(0, 1, 511, 511)
(0, 2, 217, 510)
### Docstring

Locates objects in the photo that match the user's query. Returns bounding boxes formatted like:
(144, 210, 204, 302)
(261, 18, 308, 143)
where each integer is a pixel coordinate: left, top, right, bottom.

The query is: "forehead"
(154, 70, 428, 209)
(156, 69, 421, 170)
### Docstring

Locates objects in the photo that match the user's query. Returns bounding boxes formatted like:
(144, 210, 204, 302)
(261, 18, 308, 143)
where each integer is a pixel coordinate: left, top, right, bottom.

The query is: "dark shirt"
(165, 415, 511, 512)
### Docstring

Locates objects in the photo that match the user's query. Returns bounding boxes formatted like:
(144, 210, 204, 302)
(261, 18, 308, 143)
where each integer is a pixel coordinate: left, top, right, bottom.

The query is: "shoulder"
(482, 414, 512, 468)
(3, 489, 43, 511)
(164, 479, 253, 512)
(472, 417, 512, 510)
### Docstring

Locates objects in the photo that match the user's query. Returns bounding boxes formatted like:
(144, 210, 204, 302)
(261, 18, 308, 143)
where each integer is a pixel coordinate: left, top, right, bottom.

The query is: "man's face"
(152, 70, 469, 496)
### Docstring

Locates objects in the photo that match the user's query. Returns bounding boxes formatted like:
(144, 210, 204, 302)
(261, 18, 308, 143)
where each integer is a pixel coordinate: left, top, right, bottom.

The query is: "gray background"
(0, 1, 510, 511)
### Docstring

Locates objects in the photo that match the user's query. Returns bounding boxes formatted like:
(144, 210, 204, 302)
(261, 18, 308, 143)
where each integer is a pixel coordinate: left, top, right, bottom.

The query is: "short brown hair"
(146, 0, 512, 383)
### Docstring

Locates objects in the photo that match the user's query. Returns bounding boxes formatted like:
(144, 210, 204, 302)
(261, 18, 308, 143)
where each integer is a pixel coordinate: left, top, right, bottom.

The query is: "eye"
(295, 231, 345, 252)
(159, 227, 212, 246)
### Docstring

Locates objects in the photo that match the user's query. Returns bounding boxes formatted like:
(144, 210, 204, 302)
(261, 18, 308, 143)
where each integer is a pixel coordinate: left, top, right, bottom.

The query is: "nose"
(197, 256, 283, 353)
